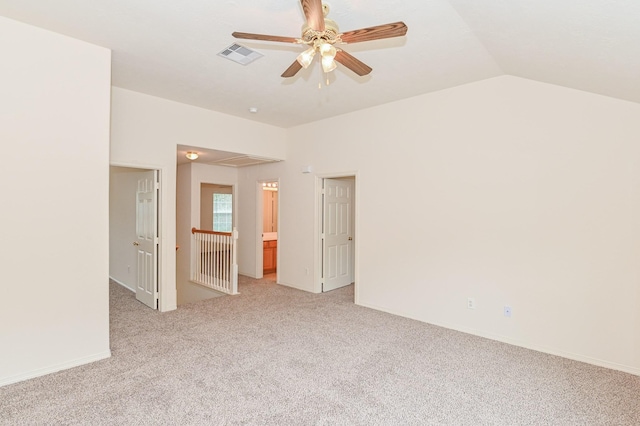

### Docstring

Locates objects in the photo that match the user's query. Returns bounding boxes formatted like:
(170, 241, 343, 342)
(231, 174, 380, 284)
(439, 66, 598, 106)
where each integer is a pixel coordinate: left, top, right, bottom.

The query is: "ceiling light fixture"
(293, 5, 342, 79)
(232, 2, 408, 79)
(297, 40, 338, 74)
(296, 47, 316, 69)
(186, 152, 199, 160)
(319, 42, 337, 73)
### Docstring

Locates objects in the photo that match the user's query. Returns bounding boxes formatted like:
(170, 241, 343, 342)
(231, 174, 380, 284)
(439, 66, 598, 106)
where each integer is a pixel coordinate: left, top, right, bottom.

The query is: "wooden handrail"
(192, 227, 232, 237)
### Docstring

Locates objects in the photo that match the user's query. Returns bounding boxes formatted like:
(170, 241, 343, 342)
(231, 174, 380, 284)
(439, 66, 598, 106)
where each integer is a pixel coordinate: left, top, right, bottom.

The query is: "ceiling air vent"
(210, 155, 279, 168)
(218, 43, 263, 65)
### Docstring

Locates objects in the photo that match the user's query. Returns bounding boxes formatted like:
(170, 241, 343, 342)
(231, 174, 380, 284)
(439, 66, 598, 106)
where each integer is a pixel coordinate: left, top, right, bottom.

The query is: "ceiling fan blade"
(281, 60, 303, 78)
(340, 21, 408, 44)
(334, 50, 372, 76)
(232, 32, 298, 43)
(301, 0, 325, 31)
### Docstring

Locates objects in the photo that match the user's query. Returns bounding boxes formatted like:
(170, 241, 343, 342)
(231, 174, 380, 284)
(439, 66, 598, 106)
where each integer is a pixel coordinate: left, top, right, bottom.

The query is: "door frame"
(110, 161, 163, 309)
(314, 172, 359, 301)
(255, 178, 280, 280)
(195, 181, 236, 233)
(135, 169, 160, 309)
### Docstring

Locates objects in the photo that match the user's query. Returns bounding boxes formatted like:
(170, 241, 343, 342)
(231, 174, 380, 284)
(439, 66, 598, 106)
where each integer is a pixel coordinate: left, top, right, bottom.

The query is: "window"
(213, 193, 232, 232)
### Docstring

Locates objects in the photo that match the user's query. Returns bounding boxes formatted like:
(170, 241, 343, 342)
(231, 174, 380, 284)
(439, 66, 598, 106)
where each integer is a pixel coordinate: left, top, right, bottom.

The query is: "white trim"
(0, 350, 112, 387)
(255, 177, 281, 280)
(193, 177, 237, 231)
(239, 271, 260, 279)
(314, 172, 359, 301)
(109, 276, 135, 292)
(255, 181, 264, 279)
(313, 176, 322, 294)
(110, 161, 169, 311)
(358, 301, 640, 377)
(277, 280, 310, 292)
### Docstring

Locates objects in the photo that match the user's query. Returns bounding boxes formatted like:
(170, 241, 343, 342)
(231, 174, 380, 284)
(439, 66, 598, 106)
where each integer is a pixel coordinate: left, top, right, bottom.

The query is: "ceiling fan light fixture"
(185, 152, 199, 160)
(319, 42, 336, 59)
(321, 56, 337, 73)
(232, 1, 407, 79)
(297, 47, 316, 69)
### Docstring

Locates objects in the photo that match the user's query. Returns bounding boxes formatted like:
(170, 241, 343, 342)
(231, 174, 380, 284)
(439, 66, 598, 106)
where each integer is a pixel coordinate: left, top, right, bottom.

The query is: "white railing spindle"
(190, 227, 239, 295)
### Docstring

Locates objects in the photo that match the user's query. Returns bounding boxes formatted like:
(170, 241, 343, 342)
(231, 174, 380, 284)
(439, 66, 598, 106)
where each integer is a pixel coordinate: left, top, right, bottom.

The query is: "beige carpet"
(1, 275, 639, 425)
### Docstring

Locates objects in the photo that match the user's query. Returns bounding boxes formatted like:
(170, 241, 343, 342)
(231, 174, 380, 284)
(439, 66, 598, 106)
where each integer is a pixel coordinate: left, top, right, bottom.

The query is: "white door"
(135, 170, 158, 309)
(322, 178, 354, 292)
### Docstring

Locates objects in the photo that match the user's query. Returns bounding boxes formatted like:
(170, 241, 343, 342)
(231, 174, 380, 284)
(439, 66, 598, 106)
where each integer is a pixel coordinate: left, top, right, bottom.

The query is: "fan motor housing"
(301, 18, 340, 44)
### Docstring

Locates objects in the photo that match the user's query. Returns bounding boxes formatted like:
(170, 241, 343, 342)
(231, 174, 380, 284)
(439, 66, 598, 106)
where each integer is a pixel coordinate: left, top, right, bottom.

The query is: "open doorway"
(257, 180, 279, 283)
(316, 175, 356, 297)
(109, 166, 161, 310)
(175, 163, 237, 305)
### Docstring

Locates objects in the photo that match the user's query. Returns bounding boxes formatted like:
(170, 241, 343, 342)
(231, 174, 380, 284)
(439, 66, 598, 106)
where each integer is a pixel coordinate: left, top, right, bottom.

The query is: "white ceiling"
(1, 0, 639, 128)
(177, 145, 281, 167)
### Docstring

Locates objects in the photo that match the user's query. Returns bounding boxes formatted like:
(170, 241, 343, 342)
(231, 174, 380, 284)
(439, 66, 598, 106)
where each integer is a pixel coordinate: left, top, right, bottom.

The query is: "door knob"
(133, 241, 140, 246)
(348, 237, 353, 241)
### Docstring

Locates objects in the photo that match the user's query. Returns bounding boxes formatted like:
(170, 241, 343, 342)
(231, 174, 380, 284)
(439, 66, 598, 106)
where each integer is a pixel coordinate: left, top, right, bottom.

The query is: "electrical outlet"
(504, 306, 512, 317)
(467, 298, 476, 309)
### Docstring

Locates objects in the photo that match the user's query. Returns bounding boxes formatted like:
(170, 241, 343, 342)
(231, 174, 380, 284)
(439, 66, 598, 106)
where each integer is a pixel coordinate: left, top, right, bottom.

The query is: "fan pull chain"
(317, 62, 331, 89)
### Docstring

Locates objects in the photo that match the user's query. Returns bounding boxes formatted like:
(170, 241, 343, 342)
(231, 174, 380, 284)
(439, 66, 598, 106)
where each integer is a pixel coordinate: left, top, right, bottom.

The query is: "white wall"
(4, 12, 635, 383)
(110, 88, 286, 311)
(0, 17, 111, 385)
(238, 76, 640, 375)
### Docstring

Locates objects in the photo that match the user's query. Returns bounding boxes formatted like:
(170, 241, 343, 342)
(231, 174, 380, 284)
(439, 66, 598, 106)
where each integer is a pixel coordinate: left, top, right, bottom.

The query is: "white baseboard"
(277, 280, 311, 292)
(0, 350, 112, 387)
(109, 276, 135, 292)
(357, 301, 640, 377)
(239, 271, 259, 279)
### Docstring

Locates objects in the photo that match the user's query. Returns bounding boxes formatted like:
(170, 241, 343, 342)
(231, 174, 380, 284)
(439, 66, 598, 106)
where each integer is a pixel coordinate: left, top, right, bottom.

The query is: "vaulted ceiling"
(1, 0, 638, 128)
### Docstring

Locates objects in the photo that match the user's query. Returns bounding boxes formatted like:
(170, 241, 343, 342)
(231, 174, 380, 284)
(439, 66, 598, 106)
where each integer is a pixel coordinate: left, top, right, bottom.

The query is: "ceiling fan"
(232, 0, 408, 78)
